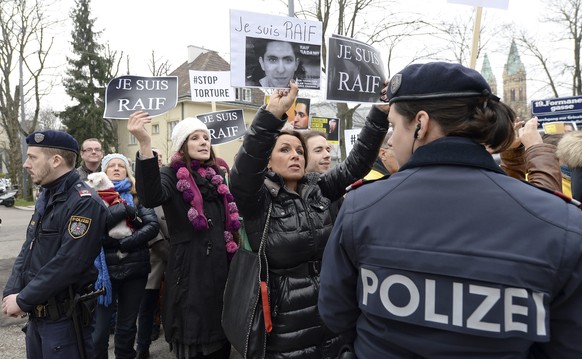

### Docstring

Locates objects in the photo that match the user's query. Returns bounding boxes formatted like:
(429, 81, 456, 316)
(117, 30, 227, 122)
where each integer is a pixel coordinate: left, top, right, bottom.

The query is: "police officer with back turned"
(318, 62, 582, 358)
(2, 130, 108, 359)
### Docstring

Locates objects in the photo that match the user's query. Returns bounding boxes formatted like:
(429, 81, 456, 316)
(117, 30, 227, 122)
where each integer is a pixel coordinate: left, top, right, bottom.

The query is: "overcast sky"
(43, 0, 555, 111)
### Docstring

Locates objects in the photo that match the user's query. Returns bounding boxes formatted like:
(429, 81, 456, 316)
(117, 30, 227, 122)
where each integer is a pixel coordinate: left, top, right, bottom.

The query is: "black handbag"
(222, 204, 272, 359)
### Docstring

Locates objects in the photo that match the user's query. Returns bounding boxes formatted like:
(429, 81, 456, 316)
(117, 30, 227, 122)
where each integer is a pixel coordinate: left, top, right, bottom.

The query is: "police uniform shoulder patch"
(78, 189, 92, 197)
(68, 216, 91, 239)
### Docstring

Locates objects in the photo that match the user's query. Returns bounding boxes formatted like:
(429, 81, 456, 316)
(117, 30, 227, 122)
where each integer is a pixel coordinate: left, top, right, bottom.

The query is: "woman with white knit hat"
(128, 112, 240, 359)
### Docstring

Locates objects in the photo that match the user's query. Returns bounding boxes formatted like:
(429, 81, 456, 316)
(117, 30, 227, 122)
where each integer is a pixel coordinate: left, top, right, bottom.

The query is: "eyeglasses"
(82, 148, 102, 153)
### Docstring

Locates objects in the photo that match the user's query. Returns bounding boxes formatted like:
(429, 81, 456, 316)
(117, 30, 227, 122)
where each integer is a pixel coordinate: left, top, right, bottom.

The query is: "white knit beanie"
(171, 117, 211, 152)
(102, 153, 130, 171)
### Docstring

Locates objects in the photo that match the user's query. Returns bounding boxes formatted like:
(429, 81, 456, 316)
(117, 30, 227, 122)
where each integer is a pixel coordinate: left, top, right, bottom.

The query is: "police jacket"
(135, 156, 230, 349)
(230, 106, 388, 358)
(319, 136, 582, 359)
(3, 170, 107, 312)
(102, 202, 158, 281)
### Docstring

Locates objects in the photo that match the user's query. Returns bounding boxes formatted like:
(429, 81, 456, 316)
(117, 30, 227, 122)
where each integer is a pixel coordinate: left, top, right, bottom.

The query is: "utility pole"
(19, 1, 29, 200)
(288, 0, 294, 17)
(469, 6, 483, 69)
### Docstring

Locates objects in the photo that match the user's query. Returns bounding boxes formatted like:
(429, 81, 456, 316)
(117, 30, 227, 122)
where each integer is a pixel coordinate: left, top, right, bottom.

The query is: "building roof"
(169, 47, 264, 106)
(504, 40, 525, 76)
(480, 53, 498, 95)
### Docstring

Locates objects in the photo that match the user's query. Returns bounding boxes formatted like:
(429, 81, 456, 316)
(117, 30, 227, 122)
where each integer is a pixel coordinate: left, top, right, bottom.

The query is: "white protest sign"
(229, 9, 322, 90)
(189, 70, 235, 102)
(344, 128, 362, 156)
(447, 0, 509, 9)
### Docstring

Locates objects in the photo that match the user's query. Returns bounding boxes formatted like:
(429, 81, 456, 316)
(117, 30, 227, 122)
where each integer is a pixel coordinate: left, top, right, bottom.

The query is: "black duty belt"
(270, 260, 322, 277)
(31, 300, 70, 320)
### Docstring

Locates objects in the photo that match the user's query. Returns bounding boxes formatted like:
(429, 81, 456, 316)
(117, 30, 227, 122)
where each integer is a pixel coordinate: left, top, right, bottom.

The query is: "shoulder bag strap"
(257, 202, 273, 334)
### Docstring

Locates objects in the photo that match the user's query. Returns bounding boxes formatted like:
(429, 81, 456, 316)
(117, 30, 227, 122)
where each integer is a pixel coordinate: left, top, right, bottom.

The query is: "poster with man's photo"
(230, 10, 322, 90)
(326, 34, 386, 103)
(265, 95, 311, 129)
(311, 117, 340, 144)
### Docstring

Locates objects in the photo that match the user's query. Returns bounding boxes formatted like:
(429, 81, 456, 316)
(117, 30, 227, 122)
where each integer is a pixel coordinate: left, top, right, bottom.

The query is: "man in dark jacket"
(2, 130, 108, 359)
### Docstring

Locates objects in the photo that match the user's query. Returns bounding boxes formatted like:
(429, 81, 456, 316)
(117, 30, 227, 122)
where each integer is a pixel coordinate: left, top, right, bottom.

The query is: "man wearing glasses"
(77, 138, 104, 181)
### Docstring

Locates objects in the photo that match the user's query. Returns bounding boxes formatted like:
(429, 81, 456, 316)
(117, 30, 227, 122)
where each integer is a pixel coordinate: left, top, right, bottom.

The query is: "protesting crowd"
(2, 5, 582, 359)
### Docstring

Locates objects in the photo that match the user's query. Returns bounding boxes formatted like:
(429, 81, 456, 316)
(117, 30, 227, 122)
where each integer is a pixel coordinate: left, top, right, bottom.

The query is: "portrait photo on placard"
(230, 9, 322, 90)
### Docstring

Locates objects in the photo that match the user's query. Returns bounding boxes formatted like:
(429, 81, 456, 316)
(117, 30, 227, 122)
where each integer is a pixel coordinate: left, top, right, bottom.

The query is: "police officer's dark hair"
(392, 96, 516, 153)
(276, 129, 309, 166)
(44, 147, 77, 168)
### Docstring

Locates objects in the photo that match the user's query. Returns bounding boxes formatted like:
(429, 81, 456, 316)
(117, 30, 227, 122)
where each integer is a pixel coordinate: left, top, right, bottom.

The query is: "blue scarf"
(113, 178, 134, 207)
(94, 248, 112, 306)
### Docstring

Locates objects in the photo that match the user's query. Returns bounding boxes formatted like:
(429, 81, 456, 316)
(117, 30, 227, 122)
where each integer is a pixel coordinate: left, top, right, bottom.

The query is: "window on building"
(168, 121, 178, 140)
(236, 88, 252, 102)
(129, 134, 137, 145)
(510, 89, 516, 101)
(519, 88, 524, 101)
(152, 124, 160, 134)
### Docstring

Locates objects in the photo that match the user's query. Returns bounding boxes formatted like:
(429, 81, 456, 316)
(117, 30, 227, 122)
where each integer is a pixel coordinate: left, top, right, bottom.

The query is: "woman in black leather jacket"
(229, 82, 389, 359)
(92, 153, 160, 359)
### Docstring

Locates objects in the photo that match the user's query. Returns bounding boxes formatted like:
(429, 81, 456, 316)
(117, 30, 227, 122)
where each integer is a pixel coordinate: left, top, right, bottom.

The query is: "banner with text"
(326, 35, 385, 103)
(189, 70, 235, 102)
(196, 109, 246, 145)
(230, 9, 322, 90)
(531, 95, 582, 128)
(311, 117, 340, 144)
(447, 0, 509, 9)
(104, 76, 178, 119)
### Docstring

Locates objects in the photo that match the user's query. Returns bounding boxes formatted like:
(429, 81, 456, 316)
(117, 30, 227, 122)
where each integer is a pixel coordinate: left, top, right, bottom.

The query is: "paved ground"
(0, 205, 242, 358)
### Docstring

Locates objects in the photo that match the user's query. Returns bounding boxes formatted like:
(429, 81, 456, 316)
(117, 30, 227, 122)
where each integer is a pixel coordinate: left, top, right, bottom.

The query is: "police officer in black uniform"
(318, 62, 582, 358)
(2, 130, 108, 359)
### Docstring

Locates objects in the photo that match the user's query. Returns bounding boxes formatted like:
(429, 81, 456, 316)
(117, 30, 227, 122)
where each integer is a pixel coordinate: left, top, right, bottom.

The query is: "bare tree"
(546, 0, 582, 95)
(509, 0, 582, 97)
(0, 0, 56, 198)
(295, 0, 432, 158)
(36, 107, 59, 130)
(147, 50, 171, 76)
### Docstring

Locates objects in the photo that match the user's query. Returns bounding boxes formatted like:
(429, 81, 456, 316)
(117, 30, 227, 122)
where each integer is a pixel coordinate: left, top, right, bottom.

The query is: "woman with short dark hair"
(229, 81, 389, 358)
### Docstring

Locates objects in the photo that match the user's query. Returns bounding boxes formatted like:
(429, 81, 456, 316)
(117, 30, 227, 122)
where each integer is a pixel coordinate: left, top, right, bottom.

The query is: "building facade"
(116, 45, 265, 167)
(481, 40, 528, 120)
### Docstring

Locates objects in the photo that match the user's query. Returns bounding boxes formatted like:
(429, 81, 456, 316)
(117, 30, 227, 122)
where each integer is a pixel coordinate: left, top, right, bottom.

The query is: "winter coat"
(135, 157, 230, 350)
(230, 106, 388, 358)
(102, 202, 158, 281)
(557, 131, 582, 202)
(500, 142, 562, 192)
(319, 136, 582, 359)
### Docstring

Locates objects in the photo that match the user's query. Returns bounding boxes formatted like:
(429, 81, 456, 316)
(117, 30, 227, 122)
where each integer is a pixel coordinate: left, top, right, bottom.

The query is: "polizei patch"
(68, 216, 91, 239)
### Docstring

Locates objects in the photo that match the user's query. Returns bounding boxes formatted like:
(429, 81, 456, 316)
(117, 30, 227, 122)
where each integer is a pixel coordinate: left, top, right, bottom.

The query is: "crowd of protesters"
(3, 61, 582, 359)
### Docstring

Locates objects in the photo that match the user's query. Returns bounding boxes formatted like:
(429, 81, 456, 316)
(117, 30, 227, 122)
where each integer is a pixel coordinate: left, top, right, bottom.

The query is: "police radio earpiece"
(414, 124, 421, 139)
